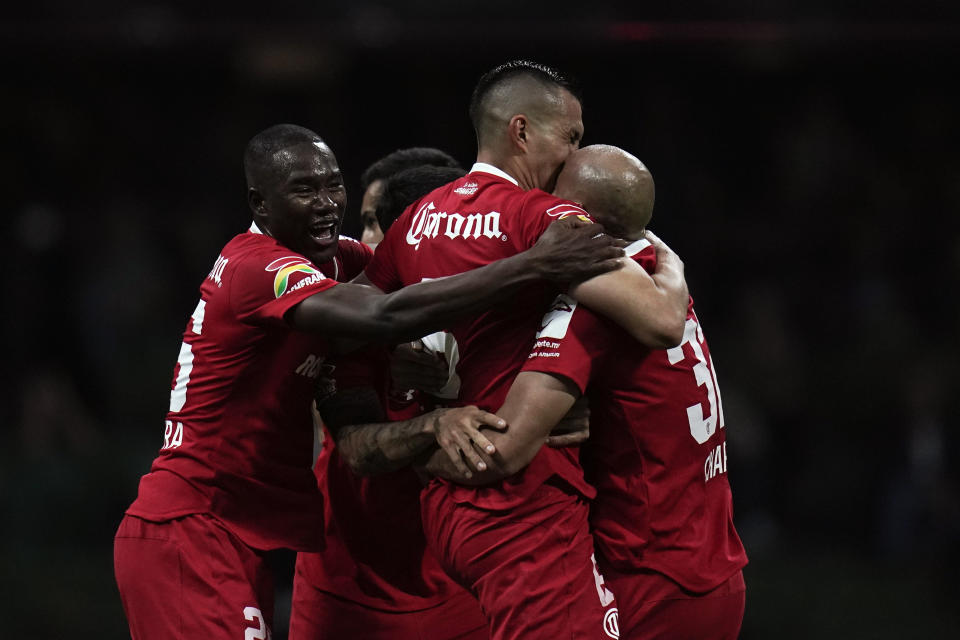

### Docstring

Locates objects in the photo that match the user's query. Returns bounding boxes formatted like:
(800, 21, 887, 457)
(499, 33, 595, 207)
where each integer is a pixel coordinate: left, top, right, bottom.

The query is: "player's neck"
(475, 152, 536, 191)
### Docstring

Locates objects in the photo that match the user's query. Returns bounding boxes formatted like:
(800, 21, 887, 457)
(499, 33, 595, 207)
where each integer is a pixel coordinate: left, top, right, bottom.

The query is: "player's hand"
(390, 340, 449, 395)
(426, 406, 506, 478)
(546, 395, 590, 448)
(528, 217, 627, 284)
(645, 229, 684, 273)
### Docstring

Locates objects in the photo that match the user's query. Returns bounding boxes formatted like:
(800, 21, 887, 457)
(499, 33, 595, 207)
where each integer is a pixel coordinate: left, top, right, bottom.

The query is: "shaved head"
(553, 144, 655, 240)
(244, 124, 325, 191)
(469, 60, 580, 150)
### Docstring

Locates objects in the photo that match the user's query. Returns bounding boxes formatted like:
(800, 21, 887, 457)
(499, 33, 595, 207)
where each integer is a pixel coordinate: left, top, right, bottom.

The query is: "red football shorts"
(288, 566, 488, 640)
(421, 481, 620, 640)
(114, 514, 275, 640)
(602, 562, 746, 640)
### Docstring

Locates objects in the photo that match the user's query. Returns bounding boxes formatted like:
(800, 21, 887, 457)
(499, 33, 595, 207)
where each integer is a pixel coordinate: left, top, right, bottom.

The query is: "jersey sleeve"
(517, 190, 593, 249)
(363, 213, 404, 292)
(229, 250, 338, 325)
(521, 293, 605, 393)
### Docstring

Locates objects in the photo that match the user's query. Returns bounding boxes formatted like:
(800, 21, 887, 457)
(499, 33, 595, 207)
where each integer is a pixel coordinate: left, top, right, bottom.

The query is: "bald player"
(431, 145, 748, 639)
(365, 61, 690, 639)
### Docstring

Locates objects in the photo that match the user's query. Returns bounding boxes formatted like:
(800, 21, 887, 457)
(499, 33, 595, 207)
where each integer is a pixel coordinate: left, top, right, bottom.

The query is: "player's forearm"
(651, 250, 688, 324)
(335, 415, 438, 476)
(370, 252, 543, 342)
(292, 253, 539, 343)
(632, 265, 687, 348)
(570, 259, 686, 349)
(321, 386, 435, 475)
(422, 373, 577, 485)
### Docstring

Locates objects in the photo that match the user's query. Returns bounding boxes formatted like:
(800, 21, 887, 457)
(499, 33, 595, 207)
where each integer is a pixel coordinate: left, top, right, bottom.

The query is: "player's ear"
(248, 187, 267, 217)
(508, 115, 529, 151)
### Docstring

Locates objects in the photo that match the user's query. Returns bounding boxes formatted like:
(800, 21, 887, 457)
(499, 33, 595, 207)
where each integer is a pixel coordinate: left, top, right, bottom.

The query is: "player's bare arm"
(289, 217, 623, 344)
(568, 229, 687, 349)
(421, 371, 579, 485)
(544, 394, 590, 447)
(320, 385, 506, 477)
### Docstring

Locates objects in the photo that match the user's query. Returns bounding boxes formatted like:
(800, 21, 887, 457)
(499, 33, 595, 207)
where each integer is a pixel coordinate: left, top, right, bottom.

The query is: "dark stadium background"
(2, 2, 958, 638)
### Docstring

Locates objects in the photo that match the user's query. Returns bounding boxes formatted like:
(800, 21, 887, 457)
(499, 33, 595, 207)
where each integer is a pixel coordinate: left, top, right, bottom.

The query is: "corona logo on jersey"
(405, 201, 504, 249)
(265, 257, 324, 298)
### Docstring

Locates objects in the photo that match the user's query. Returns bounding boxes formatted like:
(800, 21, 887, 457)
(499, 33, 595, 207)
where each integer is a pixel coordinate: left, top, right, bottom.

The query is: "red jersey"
(302, 344, 472, 611)
(365, 163, 595, 509)
(127, 225, 372, 552)
(522, 239, 748, 593)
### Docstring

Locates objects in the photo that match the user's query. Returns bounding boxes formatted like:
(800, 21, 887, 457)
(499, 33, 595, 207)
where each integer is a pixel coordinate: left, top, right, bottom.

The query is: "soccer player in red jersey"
(113, 124, 625, 640)
(290, 164, 490, 640)
(362, 62, 689, 639)
(466, 145, 749, 639)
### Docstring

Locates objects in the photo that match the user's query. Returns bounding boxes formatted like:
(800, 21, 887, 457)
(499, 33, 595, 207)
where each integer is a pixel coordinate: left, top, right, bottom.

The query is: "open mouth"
(309, 220, 338, 243)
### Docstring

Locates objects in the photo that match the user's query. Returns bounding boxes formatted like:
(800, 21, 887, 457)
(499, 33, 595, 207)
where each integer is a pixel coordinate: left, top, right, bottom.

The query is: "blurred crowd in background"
(1, 3, 958, 637)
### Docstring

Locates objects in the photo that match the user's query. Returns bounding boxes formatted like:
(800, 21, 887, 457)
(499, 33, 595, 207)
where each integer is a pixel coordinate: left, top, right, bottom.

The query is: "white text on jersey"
(295, 354, 325, 378)
(406, 201, 504, 249)
(208, 254, 228, 286)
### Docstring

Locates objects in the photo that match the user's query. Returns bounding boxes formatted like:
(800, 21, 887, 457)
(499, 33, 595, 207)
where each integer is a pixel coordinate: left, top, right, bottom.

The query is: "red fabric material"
(289, 557, 488, 640)
(364, 168, 595, 509)
(602, 564, 746, 640)
(128, 234, 365, 552)
(420, 481, 619, 640)
(114, 513, 275, 640)
(522, 241, 748, 593)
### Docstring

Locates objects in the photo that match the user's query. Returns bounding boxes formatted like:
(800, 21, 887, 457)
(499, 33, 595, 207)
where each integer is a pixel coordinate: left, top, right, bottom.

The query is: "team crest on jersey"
(454, 181, 478, 195)
(265, 256, 322, 298)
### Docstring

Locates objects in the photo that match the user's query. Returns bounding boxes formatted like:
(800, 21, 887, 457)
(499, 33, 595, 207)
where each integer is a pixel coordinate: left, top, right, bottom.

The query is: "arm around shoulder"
(569, 234, 687, 348)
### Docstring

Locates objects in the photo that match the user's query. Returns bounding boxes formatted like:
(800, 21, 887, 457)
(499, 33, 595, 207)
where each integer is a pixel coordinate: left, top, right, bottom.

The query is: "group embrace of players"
(114, 60, 748, 640)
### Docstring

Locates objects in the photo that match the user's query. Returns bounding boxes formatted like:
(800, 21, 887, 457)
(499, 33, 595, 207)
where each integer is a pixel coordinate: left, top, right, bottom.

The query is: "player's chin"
(306, 231, 340, 264)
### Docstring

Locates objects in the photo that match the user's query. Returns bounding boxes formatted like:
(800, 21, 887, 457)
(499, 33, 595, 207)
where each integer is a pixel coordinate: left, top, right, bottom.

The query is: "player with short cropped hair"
(471, 144, 748, 639)
(363, 61, 689, 639)
(113, 124, 625, 640)
(376, 165, 469, 234)
(359, 147, 461, 248)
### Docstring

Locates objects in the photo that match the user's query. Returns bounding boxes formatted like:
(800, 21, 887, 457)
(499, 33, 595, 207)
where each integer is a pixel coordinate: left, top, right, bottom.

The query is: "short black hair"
(244, 124, 322, 189)
(375, 165, 467, 232)
(468, 60, 580, 134)
(360, 147, 461, 191)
